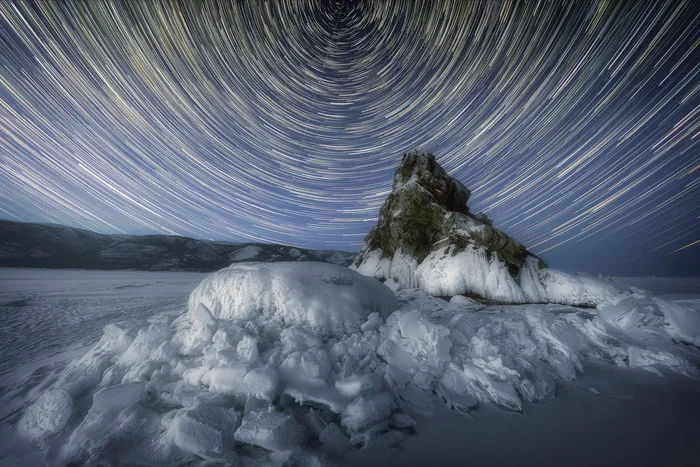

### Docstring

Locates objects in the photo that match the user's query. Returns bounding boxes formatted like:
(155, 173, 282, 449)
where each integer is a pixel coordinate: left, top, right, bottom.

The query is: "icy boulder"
(188, 262, 398, 336)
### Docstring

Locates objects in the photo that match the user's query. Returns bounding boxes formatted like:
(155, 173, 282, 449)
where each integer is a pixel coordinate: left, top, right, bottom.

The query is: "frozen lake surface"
(0, 269, 698, 465)
(0, 269, 208, 378)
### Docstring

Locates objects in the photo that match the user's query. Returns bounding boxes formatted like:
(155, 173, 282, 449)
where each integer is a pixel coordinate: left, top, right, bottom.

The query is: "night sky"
(1, 0, 698, 276)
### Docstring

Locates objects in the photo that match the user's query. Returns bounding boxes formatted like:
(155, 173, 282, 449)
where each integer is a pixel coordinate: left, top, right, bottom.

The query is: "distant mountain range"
(0, 220, 356, 271)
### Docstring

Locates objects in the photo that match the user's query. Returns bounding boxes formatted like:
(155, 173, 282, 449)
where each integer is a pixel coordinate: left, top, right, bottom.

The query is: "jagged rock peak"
(393, 149, 471, 215)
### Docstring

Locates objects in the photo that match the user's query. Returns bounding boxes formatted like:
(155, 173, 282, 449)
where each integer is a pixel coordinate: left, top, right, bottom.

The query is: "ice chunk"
(242, 366, 279, 401)
(91, 382, 146, 413)
(234, 410, 309, 451)
(380, 311, 452, 384)
(188, 262, 398, 336)
(360, 312, 384, 332)
(283, 382, 347, 413)
(191, 303, 215, 325)
(19, 389, 74, 441)
(236, 335, 259, 361)
(462, 364, 522, 412)
(304, 408, 328, 437)
(341, 392, 396, 432)
(280, 326, 322, 352)
(166, 405, 240, 456)
(654, 298, 700, 347)
(539, 269, 619, 307)
(208, 364, 278, 401)
(207, 363, 253, 395)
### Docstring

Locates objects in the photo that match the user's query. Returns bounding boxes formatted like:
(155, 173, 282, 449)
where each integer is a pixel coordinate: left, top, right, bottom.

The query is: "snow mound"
(188, 262, 398, 336)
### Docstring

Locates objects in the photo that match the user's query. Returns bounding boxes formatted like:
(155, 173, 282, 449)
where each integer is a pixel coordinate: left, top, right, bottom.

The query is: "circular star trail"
(0, 0, 698, 274)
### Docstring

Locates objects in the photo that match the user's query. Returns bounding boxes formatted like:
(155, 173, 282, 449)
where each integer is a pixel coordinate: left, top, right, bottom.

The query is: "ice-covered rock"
(351, 149, 619, 307)
(188, 262, 398, 336)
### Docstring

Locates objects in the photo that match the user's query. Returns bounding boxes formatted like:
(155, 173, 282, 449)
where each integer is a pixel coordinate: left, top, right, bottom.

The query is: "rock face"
(351, 150, 618, 305)
(357, 150, 537, 276)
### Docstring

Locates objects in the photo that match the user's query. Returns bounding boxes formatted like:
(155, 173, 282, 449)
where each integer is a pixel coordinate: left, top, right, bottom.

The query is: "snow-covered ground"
(1, 268, 699, 466)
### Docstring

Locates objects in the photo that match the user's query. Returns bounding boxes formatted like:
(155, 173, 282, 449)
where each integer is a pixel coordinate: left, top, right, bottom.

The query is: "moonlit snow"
(1, 267, 699, 465)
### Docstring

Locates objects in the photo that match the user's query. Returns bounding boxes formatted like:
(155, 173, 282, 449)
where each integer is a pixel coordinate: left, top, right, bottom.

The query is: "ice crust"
(354, 249, 619, 306)
(13, 263, 700, 465)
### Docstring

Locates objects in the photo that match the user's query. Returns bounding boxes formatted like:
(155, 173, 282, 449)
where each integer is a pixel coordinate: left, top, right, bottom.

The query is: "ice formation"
(350, 150, 620, 307)
(10, 263, 700, 465)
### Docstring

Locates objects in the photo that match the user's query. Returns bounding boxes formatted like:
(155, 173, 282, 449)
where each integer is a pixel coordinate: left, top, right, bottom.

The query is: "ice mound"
(188, 262, 398, 336)
(11, 268, 699, 465)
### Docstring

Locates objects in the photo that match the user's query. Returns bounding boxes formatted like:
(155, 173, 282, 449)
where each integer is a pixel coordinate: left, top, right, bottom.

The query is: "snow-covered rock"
(351, 150, 620, 307)
(188, 262, 398, 336)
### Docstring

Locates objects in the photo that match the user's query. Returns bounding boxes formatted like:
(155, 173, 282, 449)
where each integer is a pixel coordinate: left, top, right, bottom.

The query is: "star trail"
(0, 0, 698, 275)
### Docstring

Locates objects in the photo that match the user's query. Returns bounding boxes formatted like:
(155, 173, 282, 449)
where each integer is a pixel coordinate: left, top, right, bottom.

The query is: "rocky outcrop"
(351, 150, 618, 306)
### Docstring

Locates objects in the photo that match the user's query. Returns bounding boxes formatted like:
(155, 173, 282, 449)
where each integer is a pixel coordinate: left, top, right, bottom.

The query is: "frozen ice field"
(0, 267, 699, 466)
